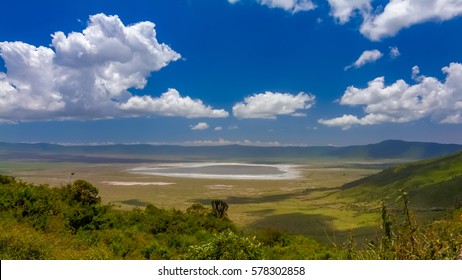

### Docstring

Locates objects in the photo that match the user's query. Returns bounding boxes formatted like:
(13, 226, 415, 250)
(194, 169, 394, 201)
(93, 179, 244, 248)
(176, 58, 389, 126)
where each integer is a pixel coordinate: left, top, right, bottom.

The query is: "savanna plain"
(1, 145, 462, 260)
(0, 159, 407, 241)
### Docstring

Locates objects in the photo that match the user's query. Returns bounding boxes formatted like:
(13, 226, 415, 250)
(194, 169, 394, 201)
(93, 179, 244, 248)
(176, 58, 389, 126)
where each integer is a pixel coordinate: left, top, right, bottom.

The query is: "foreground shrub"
(0, 219, 50, 259)
(346, 190, 462, 260)
(184, 229, 262, 260)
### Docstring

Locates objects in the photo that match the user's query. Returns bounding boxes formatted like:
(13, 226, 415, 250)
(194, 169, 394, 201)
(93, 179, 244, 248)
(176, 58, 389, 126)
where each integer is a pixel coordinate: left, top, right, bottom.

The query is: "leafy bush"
(184, 229, 262, 260)
(0, 219, 50, 259)
(58, 180, 103, 231)
(255, 227, 289, 247)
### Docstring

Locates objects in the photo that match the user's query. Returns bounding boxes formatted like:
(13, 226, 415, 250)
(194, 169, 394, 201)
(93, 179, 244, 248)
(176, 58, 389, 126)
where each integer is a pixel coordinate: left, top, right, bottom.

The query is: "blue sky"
(1, 0, 462, 146)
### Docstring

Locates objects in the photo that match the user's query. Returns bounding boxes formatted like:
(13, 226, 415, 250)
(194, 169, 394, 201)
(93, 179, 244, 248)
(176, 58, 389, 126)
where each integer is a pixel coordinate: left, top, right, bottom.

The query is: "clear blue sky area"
(1, 0, 462, 146)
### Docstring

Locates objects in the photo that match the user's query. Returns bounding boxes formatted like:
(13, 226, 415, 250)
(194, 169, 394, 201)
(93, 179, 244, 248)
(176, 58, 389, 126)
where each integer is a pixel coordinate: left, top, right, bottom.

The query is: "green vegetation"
(184, 230, 263, 260)
(1, 172, 461, 260)
(211, 199, 229, 219)
(346, 191, 462, 260)
(0, 160, 381, 242)
(0, 175, 341, 259)
(341, 151, 462, 209)
(336, 151, 462, 259)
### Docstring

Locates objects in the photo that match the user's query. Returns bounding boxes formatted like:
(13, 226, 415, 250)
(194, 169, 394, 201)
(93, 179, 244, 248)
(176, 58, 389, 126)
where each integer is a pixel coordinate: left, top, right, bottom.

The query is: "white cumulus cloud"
(258, 0, 316, 13)
(360, 0, 462, 41)
(319, 63, 462, 129)
(327, 0, 372, 24)
(231, 1, 462, 41)
(0, 13, 227, 122)
(0, 43, 64, 121)
(233, 91, 315, 119)
(389, 46, 401, 58)
(229, 0, 315, 13)
(191, 122, 210, 130)
(326, 1, 462, 41)
(345, 49, 383, 70)
(119, 88, 229, 118)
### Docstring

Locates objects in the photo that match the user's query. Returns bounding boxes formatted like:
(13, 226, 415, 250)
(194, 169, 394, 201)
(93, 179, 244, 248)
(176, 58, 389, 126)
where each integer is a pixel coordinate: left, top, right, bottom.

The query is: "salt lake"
(129, 163, 301, 180)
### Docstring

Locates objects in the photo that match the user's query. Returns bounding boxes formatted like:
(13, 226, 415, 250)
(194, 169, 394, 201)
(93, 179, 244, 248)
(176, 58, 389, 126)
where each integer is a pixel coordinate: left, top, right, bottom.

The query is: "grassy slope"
(341, 151, 462, 209)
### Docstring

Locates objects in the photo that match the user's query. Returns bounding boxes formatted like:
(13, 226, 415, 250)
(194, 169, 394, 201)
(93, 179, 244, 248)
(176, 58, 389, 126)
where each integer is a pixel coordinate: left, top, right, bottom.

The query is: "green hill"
(341, 151, 462, 209)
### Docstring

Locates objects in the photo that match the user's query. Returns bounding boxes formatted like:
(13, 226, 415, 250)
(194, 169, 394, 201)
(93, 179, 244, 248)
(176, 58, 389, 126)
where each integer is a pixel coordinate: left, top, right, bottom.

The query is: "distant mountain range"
(1, 140, 462, 164)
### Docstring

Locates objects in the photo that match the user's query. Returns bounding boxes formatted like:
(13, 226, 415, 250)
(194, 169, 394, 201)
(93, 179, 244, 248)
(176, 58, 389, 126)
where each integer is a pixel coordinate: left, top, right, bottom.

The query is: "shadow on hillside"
(246, 212, 376, 244)
(118, 199, 150, 207)
(191, 192, 302, 205)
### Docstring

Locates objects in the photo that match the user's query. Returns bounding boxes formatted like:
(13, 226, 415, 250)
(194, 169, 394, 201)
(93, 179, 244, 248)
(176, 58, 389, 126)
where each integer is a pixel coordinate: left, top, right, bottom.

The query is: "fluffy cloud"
(233, 91, 315, 119)
(327, 0, 372, 24)
(230, 1, 462, 40)
(360, 0, 462, 41)
(345, 49, 383, 70)
(258, 0, 315, 13)
(319, 63, 462, 129)
(389, 46, 400, 58)
(326, 1, 462, 41)
(229, 0, 315, 13)
(191, 122, 210, 130)
(0, 13, 227, 122)
(119, 88, 229, 118)
(0, 43, 64, 121)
